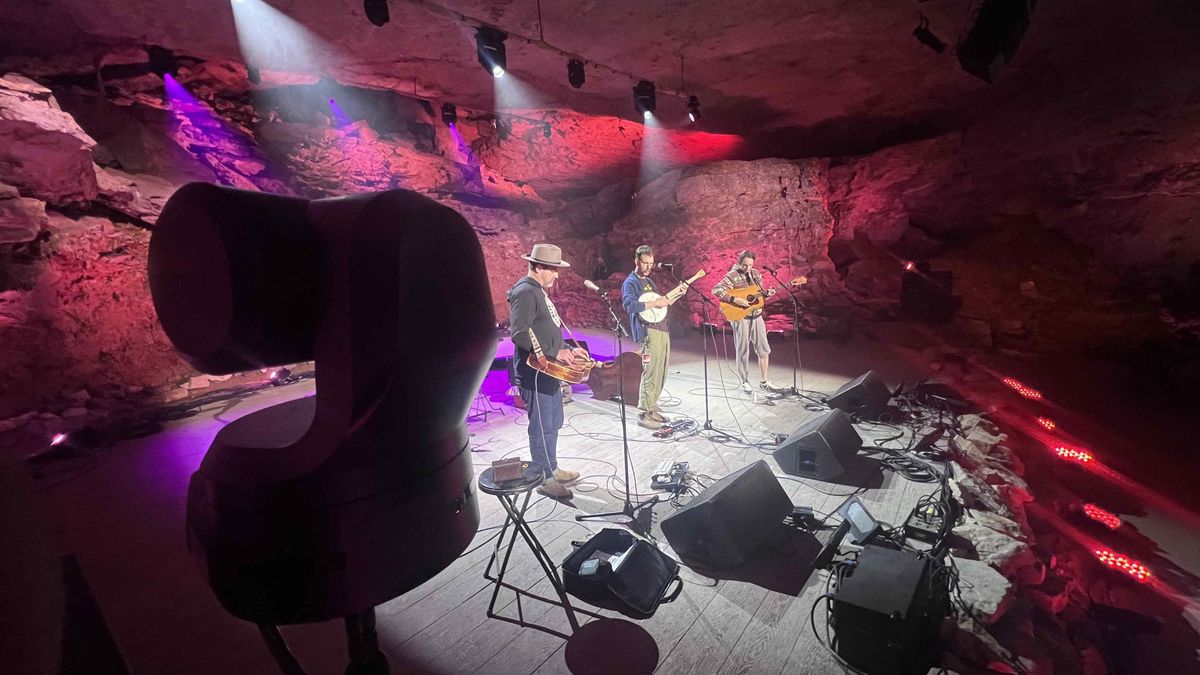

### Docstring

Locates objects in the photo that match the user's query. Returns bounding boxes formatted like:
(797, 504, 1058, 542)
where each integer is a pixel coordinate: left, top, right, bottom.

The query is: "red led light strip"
(1054, 445, 1093, 463)
(1083, 503, 1121, 529)
(1036, 417, 1056, 431)
(1094, 549, 1152, 581)
(1002, 376, 1043, 400)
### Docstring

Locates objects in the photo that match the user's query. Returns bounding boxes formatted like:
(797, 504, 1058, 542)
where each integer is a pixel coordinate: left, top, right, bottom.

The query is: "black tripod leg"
(257, 624, 307, 675)
(344, 608, 388, 675)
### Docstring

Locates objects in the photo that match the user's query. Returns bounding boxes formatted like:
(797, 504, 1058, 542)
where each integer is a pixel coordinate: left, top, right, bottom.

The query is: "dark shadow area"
(60, 554, 129, 675)
(564, 618, 659, 675)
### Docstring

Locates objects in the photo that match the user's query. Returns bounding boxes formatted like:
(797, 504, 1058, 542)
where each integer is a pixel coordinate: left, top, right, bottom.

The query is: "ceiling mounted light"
(146, 45, 179, 77)
(364, 0, 389, 27)
(441, 103, 457, 126)
(912, 15, 946, 54)
(494, 116, 511, 140)
(476, 27, 507, 78)
(633, 80, 655, 120)
(686, 95, 701, 122)
(567, 59, 585, 88)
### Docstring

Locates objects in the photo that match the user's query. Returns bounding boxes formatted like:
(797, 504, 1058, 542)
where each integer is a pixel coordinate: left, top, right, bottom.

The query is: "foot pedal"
(651, 461, 689, 492)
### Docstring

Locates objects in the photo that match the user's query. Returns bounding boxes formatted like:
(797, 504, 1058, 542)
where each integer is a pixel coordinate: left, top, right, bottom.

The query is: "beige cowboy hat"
(521, 243, 571, 268)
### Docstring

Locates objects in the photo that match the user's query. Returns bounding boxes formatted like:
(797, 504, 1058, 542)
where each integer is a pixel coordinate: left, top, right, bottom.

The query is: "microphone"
(657, 262, 674, 270)
(583, 280, 601, 293)
(761, 264, 778, 274)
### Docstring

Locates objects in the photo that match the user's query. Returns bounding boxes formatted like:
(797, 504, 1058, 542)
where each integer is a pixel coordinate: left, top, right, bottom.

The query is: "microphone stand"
(576, 286, 659, 525)
(665, 265, 731, 438)
(763, 266, 806, 397)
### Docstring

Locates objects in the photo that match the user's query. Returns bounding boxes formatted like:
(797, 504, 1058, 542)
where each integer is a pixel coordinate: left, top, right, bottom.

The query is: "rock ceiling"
(0, 0, 1139, 139)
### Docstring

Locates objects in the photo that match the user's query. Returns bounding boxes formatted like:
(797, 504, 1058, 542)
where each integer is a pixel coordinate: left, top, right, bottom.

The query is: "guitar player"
(621, 245, 675, 430)
(712, 250, 779, 393)
(508, 243, 588, 499)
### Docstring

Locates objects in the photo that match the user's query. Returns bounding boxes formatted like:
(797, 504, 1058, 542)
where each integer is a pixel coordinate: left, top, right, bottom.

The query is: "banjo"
(638, 269, 706, 324)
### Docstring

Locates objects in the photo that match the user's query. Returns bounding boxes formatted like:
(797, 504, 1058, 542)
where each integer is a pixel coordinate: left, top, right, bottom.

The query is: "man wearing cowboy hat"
(508, 243, 588, 499)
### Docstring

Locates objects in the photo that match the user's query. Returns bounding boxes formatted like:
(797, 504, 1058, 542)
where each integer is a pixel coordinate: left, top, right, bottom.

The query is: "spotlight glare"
(567, 59, 585, 88)
(440, 103, 457, 126)
(686, 95, 701, 123)
(904, 260, 916, 271)
(643, 110, 652, 120)
(51, 432, 68, 446)
(364, 0, 389, 27)
(476, 27, 507, 78)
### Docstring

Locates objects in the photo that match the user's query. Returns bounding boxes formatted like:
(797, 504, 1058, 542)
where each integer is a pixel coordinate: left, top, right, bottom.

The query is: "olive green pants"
(639, 328, 670, 413)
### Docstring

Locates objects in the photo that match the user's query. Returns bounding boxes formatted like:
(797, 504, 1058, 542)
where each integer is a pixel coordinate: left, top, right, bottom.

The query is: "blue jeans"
(520, 382, 563, 474)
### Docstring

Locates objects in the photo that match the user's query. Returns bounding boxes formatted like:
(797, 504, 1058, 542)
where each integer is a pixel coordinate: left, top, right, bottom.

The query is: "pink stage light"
(1054, 445, 1093, 463)
(904, 261, 916, 271)
(1094, 549, 1152, 582)
(1036, 416, 1056, 431)
(1002, 376, 1043, 400)
(1083, 503, 1121, 529)
(50, 432, 68, 446)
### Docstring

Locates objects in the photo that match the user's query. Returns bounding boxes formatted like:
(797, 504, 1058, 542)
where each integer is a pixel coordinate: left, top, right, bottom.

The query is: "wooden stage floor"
(30, 329, 943, 674)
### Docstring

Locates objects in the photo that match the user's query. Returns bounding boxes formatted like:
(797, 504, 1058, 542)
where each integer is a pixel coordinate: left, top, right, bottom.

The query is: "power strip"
(902, 504, 944, 544)
(651, 461, 689, 492)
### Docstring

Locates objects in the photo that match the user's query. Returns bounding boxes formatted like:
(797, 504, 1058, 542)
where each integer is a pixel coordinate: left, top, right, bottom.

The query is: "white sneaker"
(740, 381, 753, 394)
(760, 380, 779, 391)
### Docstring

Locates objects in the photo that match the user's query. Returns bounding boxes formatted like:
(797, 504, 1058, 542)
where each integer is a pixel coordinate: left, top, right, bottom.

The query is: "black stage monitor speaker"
(832, 544, 944, 675)
(772, 410, 862, 481)
(660, 460, 792, 568)
(957, 0, 1035, 83)
(827, 371, 891, 421)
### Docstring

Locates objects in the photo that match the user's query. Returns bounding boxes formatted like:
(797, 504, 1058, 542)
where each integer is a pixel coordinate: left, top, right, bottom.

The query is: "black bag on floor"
(562, 528, 683, 620)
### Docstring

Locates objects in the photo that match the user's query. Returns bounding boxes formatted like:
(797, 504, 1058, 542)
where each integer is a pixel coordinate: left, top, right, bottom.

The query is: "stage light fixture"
(633, 80, 656, 119)
(476, 27, 507, 78)
(364, 0, 389, 27)
(913, 16, 946, 54)
(567, 59, 585, 88)
(1094, 549, 1151, 582)
(686, 95, 701, 122)
(1083, 504, 1121, 530)
(494, 116, 511, 141)
(441, 103, 457, 126)
(904, 260, 916, 271)
(1053, 445, 1093, 463)
(1036, 416, 1056, 431)
(147, 45, 179, 77)
(1001, 376, 1043, 400)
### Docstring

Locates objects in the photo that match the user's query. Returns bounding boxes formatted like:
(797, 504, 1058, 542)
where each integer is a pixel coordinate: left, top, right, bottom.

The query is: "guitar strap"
(543, 288, 588, 353)
(542, 290, 563, 328)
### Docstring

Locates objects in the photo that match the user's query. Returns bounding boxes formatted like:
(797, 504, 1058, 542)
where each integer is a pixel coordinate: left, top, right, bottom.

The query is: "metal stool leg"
(344, 607, 388, 675)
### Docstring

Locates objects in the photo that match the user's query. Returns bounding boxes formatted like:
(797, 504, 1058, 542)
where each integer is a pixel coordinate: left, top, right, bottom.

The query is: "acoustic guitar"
(638, 269, 707, 324)
(526, 330, 595, 384)
(719, 276, 807, 322)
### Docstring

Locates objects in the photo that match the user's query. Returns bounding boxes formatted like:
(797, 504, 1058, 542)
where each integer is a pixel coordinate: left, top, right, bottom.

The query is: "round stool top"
(478, 462, 549, 496)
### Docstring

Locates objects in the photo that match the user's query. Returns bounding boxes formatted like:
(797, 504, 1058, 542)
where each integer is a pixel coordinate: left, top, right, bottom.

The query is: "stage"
(13, 328, 1200, 674)
(12, 329, 956, 674)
